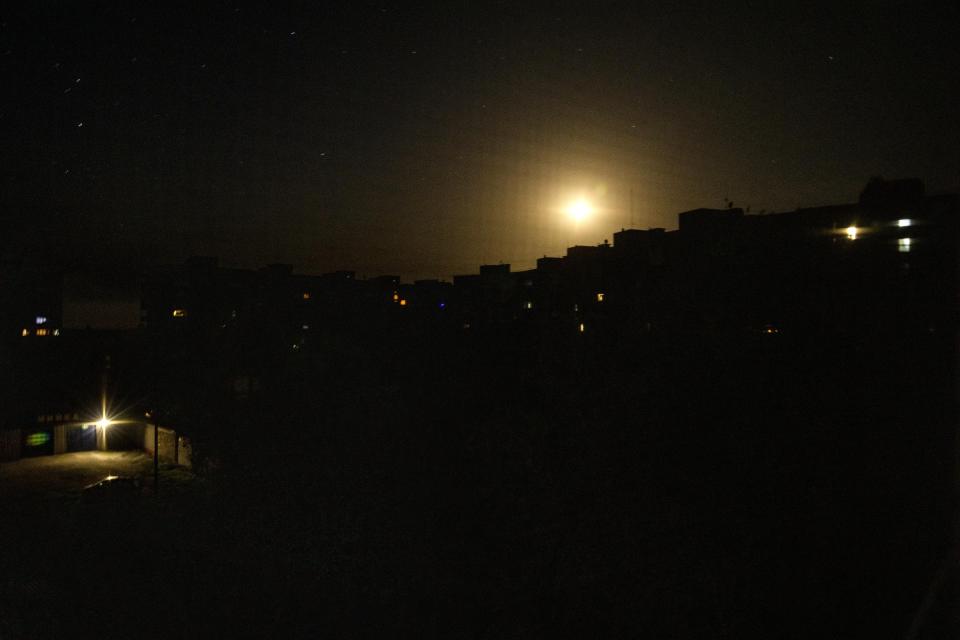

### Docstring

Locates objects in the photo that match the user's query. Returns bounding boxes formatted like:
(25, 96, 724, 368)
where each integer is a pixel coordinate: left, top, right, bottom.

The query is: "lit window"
(898, 237, 912, 253)
(392, 293, 399, 302)
(301, 324, 310, 330)
(53, 329, 60, 336)
(897, 218, 912, 227)
(21, 328, 30, 337)
(439, 302, 446, 309)
(579, 323, 585, 333)
(596, 292, 605, 302)
(172, 309, 187, 317)
(525, 301, 533, 310)
(35, 316, 47, 325)
(845, 225, 858, 240)
(573, 304, 579, 312)
(36, 328, 49, 336)
(399, 299, 407, 306)
(302, 292, 311, 300)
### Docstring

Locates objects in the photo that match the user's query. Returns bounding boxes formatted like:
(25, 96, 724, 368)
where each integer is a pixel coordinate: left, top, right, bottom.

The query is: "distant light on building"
(845, 225, 858, 240)
(302, 292, 311, 300)
(579, 322, 585, 333)
(21, 328, 30, 337)
(399, 299, 407, 306)
(36, 328, 49, 336)
(897, 218, 912, 227)
(439, 302, 446, 309)
(392, 293, 399, 302)
(172, 309, 187, 317)
(301, 324, 310, 330)
(525, 301, 533, 310)
(53, 329, 60, 336)
(596, 292, 605, 302)
(35, 316, 47, 325)
(898, 237, 912, 253)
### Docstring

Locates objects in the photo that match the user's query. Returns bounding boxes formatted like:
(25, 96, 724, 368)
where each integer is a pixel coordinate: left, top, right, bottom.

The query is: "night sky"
(4, 2, 958, 280)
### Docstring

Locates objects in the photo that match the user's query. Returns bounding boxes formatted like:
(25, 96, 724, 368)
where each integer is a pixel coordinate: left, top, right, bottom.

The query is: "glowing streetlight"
(96, 416, 112, 430)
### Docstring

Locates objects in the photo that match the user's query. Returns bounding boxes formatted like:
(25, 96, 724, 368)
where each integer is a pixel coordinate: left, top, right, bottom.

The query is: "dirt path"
(0, 451, 153, 501)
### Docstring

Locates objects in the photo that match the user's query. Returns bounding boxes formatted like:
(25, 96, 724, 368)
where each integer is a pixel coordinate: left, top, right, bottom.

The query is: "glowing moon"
(566, 199, 593, 222)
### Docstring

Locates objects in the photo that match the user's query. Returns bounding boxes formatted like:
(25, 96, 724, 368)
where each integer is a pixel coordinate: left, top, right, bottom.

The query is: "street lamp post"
(153, 410, 159, 497)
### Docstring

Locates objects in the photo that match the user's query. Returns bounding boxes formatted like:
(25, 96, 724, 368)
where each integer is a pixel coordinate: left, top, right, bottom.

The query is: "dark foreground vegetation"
(2, 315, 956, 639)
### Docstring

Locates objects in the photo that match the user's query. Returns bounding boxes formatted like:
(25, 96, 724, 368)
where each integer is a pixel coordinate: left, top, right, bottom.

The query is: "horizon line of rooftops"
(162, 177, 956, 287)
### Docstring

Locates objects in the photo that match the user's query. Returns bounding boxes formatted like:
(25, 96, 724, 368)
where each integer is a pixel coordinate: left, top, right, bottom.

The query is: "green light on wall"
(26, 432, 50, 447)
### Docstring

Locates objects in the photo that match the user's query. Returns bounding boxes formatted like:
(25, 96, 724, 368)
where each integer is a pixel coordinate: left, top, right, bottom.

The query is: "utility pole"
(153, 409, 159, 497)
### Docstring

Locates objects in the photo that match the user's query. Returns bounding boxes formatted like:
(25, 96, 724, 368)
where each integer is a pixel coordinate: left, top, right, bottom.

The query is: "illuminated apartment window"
(392, 293, 399, 302)
(35, 316, 47, 325)
(21, 328, 30, 337)
(301, 324, 310, 330)
(579, 323, 585, 333)
(845, 225, 858, 240)
(302, 292, 311, 300)
(596, 292, 605, 302)
(53, 329, 60, 336)
(172, 309, 187, 317)
(399, 299, 407, 307)
(36, 328, 49, 336)
(525, 301, 533, 310)
(897, 218, 912, 227)
(898, 237, 912, 253)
